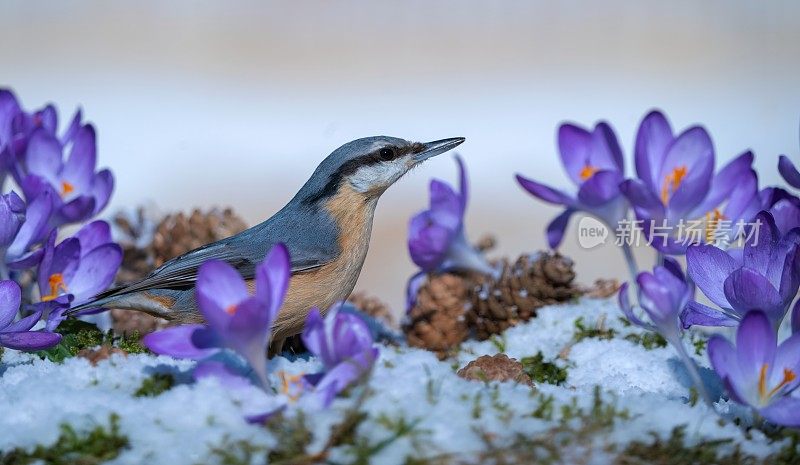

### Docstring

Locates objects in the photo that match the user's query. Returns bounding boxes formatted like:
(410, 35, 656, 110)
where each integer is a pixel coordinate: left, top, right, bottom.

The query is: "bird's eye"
(378, 147, 395, 161)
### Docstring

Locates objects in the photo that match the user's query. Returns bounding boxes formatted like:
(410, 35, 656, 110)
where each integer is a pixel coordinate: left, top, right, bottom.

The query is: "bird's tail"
(65, 286, 184, 322)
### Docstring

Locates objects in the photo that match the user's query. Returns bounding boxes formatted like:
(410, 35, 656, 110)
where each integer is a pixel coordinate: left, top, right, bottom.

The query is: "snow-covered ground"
(0, 297, 792, 464)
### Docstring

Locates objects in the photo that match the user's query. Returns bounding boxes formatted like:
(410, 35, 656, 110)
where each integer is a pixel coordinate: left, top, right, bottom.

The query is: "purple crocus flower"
(618, 257, 711, 403)
(0, 89, 82, 187)
(620, 110, 760, 254)
(20, 124, 113, 226)
(516, 120, 628, 249)
(0, 280, 61, 350)
(1, 191, 54, 270)
(708, 310, 800, 427)
(779, 155, 800, 190)
(618, 257, 691, 342)
(36, 220, 122, 307)
(682, 211, 800, 330)
(408, 155, 494, 276)
(759, 187, 800, 237)
(144, 244, 290, 389)
(301, 306, 378, 407)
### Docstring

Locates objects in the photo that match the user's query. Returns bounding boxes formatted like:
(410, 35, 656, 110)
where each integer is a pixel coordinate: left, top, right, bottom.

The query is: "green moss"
(624, 332, 668, 350)
(573, 316, 616, 342)
(0, 414, 129, 465)
(134, 373, 175, 397)
(520, 352, 568, 385)
(35, 321, 149, 363)
(615, 425, 751, 465)
(35, 320, 105, 363)
(116, 330, 148, 354)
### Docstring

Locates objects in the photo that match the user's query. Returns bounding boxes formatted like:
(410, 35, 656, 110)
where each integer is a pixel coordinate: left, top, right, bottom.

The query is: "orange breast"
(268, 184, 377, 341)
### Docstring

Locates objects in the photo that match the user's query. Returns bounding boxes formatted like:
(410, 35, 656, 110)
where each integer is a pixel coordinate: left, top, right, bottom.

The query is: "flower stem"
(620, 243, 639, 285)
(670, 335, 713, 408)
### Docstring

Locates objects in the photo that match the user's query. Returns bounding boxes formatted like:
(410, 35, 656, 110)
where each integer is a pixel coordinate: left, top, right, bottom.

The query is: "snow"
(0, 297, 790, 463)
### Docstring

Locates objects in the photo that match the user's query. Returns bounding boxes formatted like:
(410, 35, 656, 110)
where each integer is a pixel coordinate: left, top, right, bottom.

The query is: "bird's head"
(297, 136, 465, 204)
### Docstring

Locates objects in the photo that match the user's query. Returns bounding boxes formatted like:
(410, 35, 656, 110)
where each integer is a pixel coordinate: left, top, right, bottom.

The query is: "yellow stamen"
(759, 364, 797, 402)
(279, 371, 304, 402)
(704, 208, 726, 244)
(579, 165, 599, 181)
(41, 273, 68, 302)
(60, 181, 74, 197)
(225, 304, 237, 315)
(660, 166, 688, 204)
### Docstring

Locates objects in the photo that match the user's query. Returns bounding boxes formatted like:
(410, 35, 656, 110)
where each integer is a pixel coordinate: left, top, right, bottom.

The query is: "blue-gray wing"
(95, 234, 332, 299)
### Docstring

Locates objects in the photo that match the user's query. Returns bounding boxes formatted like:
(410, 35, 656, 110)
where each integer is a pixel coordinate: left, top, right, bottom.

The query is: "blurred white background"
(2, 1, 799, 313)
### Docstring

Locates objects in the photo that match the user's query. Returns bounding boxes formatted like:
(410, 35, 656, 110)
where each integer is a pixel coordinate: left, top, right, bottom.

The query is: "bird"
(66, 136, 465, 353)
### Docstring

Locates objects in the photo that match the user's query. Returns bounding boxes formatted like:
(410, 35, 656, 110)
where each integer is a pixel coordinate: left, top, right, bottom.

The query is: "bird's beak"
(413, 137, 465, 163)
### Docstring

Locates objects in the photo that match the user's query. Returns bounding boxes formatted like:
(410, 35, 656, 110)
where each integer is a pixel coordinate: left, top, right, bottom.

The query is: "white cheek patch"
(349, 161, 406, 193)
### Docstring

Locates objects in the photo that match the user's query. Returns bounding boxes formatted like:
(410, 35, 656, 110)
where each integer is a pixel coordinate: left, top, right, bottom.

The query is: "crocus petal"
(428, 179, 462, 230)
(690, 151, 754, 217)
(637, 272, 678, 326)
(254, 243, 290, 326)
(558, 123, 593, 184)
(680, 301, 739, 329)
(617, 282, 654, 330)
(772, 332, 800, 392)
(312, 347, 378, 407)
(6, 190, 53, 261)
(143, 324, 216, 359)
(635, 110, 673, 192)
(301, 308, 333, 367)
(742, 211, 779, 278)
(736, 311, 776, 383)
(591, 122, 624, 172)
(405, 271, 426, 312)
(0, 280, 22, 329)
(193, 360, 253, 389)
(779, 155, 800, 189)
(330, 312, 375, 363)
(661, 126, 714, 219)
(66, 243, 122, 304)
(707, 335, 747, 404)
(3, 309, 42, 333)
(516, 175, 576, 207)
(0, 331, 61, 351)
(25, 129, 62, 182)
(686, 244, 737, 309)
(38, 234, 80, 295)
(723, 269, 783, 323)
(61, 108, 82, 145)
(454, 154, 468, 212)
(196, 260, 248, 328)
(546, 208, 574, 249)
(90, 169, 114, 215)
(577, 170, 623, 207)
(57, 196, 96, 224)
(35, 105, 58, 134)
(408, 212, 452, 271)
(770, 198, 800, 237)
(619, 179, 664, 218)
(61, 124, 96, 191)
(73, 220, 113, 254)
(792, 299, 800, 334)
(760, 396, 800, 427)
(0, 191, 25, 248)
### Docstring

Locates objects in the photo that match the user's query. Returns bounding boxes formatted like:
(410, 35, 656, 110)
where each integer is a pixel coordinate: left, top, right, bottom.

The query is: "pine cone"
(466, 252, 581, 340)
(113, 207, 157, 285)
(110, 207, 248, 335)
(404, 274, 470, 358)
(583, 278, 620, 299)
(150, 208, 248, 268)
(348, 291, 395, 328)
(457, 354, 533, 386)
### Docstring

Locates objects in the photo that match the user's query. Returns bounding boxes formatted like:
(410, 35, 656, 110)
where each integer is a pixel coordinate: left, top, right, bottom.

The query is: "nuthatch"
(67, 136, 465, 352)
